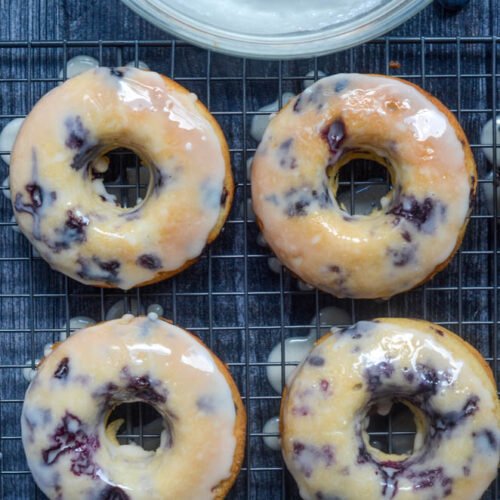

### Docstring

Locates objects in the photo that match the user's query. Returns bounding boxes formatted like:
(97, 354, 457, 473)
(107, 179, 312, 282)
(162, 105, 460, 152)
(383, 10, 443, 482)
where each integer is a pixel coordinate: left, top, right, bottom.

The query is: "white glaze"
(281, 319, 500, 500)
(22, 316, 240, 499)
(263, 416, 281, 451)
(167, 0, 383, 36)
(266, 306, 350, 393)
(246, 198, 255, 221)
(105, 299, 145, 321)
(147, 303, 164, 317)
(250, 92, 295, 142)
(60, 316, 97, 341)
(267, 256, 282, 275)
(125, 61, 150, 71)
(23, 359, 40, 383)
(308, 306, 351, 338)
(10, 67, 230, 289)
(246, 156, 253, 181)
(10, 215, 19, 233)
(252, 74, 474, 299)
(256, 232, 268, 248)
(303, 70, 327, 90)
(0, 117, 24, 165)
(480, 115, 500, 166)
(59, 55, 99, 80)
(482, 170, 500, 221)
(297, 280, 314, 291)
(1, 176, 10, 199)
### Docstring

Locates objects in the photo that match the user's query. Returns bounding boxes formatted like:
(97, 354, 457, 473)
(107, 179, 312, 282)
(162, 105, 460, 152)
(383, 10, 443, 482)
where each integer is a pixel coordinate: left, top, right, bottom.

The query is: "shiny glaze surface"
(21, 315, 238, 499)
(10, 67, 230, 289)
(252, 74, 475, 299)
(281, 318, 500, 500)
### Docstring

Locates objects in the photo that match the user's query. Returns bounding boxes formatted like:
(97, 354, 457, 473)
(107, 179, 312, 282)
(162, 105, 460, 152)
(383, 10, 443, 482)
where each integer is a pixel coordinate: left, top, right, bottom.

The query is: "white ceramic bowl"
(122, 0, 432, 59)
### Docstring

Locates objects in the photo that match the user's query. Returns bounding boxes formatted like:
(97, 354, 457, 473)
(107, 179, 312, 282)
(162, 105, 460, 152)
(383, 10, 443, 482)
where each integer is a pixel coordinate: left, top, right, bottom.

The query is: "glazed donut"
(252, 74, 476, 299)
(280, 318, 499, 500)
(10, 67, 233, 289)
(21, 315, 246, 499)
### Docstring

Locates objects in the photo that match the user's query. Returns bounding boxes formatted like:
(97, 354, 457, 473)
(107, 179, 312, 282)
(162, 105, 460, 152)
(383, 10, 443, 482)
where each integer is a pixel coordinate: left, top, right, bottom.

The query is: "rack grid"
(0, 14, 499, 500)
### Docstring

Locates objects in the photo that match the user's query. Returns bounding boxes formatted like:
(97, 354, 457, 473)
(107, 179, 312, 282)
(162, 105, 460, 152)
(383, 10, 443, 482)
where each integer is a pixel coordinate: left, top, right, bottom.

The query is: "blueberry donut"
(280, 318, 499, 500)
(21, 315, 246, 499)
(10, 67, 233, 289)
(252, 74, 476, 299)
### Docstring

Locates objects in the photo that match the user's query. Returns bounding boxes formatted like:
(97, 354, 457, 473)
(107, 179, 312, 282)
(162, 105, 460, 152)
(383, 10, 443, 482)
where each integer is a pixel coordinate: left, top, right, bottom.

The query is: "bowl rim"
(121, 0, 433, 59)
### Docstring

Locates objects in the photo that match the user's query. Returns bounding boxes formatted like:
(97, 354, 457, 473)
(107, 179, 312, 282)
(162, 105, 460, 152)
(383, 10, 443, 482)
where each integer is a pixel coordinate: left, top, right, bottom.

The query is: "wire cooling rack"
(0, 29, 499, 500)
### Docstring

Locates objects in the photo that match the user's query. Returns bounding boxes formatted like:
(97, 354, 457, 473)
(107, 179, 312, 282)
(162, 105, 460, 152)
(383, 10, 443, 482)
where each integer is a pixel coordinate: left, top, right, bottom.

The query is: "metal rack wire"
(0, 32, 499, 500)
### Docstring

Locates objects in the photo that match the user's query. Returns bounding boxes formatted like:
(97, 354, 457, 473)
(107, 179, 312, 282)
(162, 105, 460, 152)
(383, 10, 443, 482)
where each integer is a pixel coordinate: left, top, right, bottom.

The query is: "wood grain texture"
(0, 1, 498, 498)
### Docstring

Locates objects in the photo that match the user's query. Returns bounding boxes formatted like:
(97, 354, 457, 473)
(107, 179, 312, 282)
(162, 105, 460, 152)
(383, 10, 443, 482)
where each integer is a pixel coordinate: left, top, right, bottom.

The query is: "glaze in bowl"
(121, 0, 432, 59)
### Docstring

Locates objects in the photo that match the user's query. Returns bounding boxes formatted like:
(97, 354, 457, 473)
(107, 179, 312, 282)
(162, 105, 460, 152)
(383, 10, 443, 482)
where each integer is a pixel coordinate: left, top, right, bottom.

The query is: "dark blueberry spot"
(473, 428, 497, 451)
(329, 265, 341, 273)
(14, 152, 59, 240)
(415, 364, 441, 395)
(293, 95, 304, 112)
(154, 168, 173, 191)
(126, 375, 166, 404)
(403, 368, 415, 383)
(321, 119, 346, 156)
(110, 68, 124, 78)
(71, 143, 101, 171)
(100, 486, 130, 500)
(292, 405, 310, 416)
(77, 257, 121, 285)
(308, 355, 325, 367)
(292, 441, 335, 478)
(42, 412, 100, 478)
(341, 321, 375, 340)
(287, 199, 310, 216)
(98, 259, 120, 274)
(54, 357, 69, 380)
(401, 231, 412, 242)
(293, 441, 305, 455)
(196, 395, 215, 413)
(65, 116, 89, 151)
(321, 445, 335, 466)
(364, 361, 394, 393)
(264, 194, 279, 206)
(433, 396, 479, 433)
(65, 210, 89, 233)
(220, 186, 229, 206)
(388, 195, 443, 233)
(334, 79, 349, 93)
(15, 182, 45, 217)
(279, 138, 293, 151)
(279, 156, 298, 169)
(463, 466, 470, 476)
(387, 245, 415, 267)
(136, 254, 162, 270)
(431, 326, 444, 336)
(282, 183, 332, 217)
(406, 467, 451, 492)
(320, 379, 329, 392)
(50, 210, 89, 251)
(26, 183, 43, 208)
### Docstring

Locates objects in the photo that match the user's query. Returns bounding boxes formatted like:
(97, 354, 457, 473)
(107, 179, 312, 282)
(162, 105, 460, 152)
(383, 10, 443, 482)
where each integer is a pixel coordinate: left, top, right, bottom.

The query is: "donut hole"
(90, 147, 152, 209)
(333, 155, 393, 216)
(366, 400, 417, 456)
(106, 402, 167, 451)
